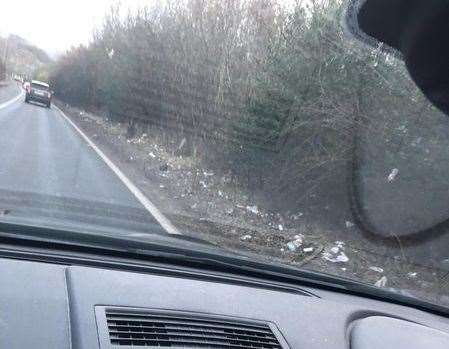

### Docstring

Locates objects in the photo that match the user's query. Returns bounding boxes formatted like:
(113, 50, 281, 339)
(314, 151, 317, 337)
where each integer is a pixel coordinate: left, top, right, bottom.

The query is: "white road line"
(0, 88, 24, 110)
(54, 105, 182, 236)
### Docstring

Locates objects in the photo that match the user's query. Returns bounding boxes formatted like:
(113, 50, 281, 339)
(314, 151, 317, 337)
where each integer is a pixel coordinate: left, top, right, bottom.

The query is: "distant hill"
(0, 34, 52, 79)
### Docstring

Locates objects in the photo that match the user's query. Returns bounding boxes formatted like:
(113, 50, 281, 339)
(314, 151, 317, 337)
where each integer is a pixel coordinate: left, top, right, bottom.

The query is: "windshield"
(31, 83, 49, 91)
(1, 0, 448, 307)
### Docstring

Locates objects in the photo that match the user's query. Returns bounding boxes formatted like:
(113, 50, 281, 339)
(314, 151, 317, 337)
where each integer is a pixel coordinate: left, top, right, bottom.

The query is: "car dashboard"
(1, 257, 449, 349)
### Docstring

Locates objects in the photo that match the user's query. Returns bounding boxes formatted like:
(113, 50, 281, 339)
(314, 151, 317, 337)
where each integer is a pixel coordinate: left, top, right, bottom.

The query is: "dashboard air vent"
(100, 308, 285, 348)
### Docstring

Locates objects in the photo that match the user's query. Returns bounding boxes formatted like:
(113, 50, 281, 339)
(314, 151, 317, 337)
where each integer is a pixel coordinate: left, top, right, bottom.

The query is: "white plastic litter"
(388, 168, 399, 182)
(407, 272, 418, 278)
(375, 276, 388, 288)
(246, 205, 259, 215)
(323, 249, 349, 263)
(369, 266, 384, 273)
(303, 247, 314, 253)
(345, 221, 355, 228)
(278, 224, 284, 231)
(240, 235, 252, 241)
(149, 152, 156, 158)
(330, 246, 340, 254)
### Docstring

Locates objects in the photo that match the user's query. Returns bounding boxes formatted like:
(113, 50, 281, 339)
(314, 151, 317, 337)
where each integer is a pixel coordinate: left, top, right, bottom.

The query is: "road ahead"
(0, 85, 168, 234)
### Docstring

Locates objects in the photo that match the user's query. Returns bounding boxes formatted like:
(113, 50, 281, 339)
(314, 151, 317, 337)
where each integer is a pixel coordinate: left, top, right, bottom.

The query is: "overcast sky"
(1, 0, 297, 58)
(0, 0, 153, 57)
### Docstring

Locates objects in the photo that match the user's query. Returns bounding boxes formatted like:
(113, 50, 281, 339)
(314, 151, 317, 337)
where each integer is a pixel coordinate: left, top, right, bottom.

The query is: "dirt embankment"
(56, 101, 449, 305)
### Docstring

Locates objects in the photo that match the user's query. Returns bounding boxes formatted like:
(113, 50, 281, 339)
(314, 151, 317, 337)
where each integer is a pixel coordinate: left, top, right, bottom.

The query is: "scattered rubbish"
(388, 168, 399, 182)
(278, 224, 284, 231)
(203, 171, 214, 177)
(286, 234, 304, 252)
(323, 244, 349, 263)
(375, 276, 388, 288)
(335, 241, 345, 248)
(149, 152, 156, 158)
(341, 267, 347, 271)
(369, 266, 384, 273)
(246, 205, 259, 215)
(159, 184, 165, 189)
(407, 272, 418, 278)
(199, 181, 208, 188)
(218, 190, 223, 197)
(280, 248, 285, 252)
(191, 203, 198, 209)
(292, 212, 303, 220)
(303, 247, 314, 253)
(345, 221, 355, 228)
(294, 234, 304, 242)
(108, 48, 115, 59)
(240, 234, 252, 241)
(330, 246, 340, 254)
(286, 240, 302, 252)
(226, 208, 234, 215)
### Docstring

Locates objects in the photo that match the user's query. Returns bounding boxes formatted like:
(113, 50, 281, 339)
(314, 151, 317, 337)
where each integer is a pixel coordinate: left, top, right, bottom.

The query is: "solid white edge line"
(54, 105, 182, 236)
(0, 87, 25, 110)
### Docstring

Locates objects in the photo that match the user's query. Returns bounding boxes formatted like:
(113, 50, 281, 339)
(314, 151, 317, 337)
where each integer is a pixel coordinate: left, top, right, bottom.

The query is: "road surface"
(0, 84, 170, 235)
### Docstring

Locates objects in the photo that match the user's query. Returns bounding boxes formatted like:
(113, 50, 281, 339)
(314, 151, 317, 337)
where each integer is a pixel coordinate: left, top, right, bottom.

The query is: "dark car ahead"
(25, 80, 52, 108)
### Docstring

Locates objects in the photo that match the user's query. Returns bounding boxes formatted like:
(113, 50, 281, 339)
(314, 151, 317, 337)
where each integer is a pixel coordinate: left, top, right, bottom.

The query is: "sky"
(0, 0, 153, 57)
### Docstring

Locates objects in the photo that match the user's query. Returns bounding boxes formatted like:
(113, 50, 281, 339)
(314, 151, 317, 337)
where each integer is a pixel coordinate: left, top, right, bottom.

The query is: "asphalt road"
(0, 85, 166, 235)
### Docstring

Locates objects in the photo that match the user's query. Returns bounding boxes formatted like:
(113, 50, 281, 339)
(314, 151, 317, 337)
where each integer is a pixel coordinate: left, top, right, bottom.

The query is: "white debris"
(330, 246, 340, 254)
(303, 247, 314, 253)
(199, 180, 208, 188)
(292, 212, 303, 220)
(240, 234, 252, 241)
(108, 48, 115, 59)
(345, 221, 355, 228)
(159, 184, 165, 188)
(335, 241, 345, 248)
(407, 272, 418, 278)
(278, 224, 284, 231)
(286, 241, 300, 252)
(149, 152, 156, 158)
(294, 234, 304, 243)
(375, 276, 388, 288)
(203, 171, 214, 177)
(323, 250, 349, 263)
(246, 205, 259, 215)
(369, 266, 384, 273)
(388, 168, 399, 182)
(341, 267, 347, 271)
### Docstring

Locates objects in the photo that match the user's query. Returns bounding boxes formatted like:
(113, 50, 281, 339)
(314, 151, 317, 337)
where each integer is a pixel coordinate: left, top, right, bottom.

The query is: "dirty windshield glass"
(31, 83, 49, 91)
(1, 0, 449, 306)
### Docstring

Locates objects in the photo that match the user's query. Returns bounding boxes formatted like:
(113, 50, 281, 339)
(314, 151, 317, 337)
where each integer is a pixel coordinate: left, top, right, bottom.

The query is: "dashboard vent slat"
(104, 309, 284, 348)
